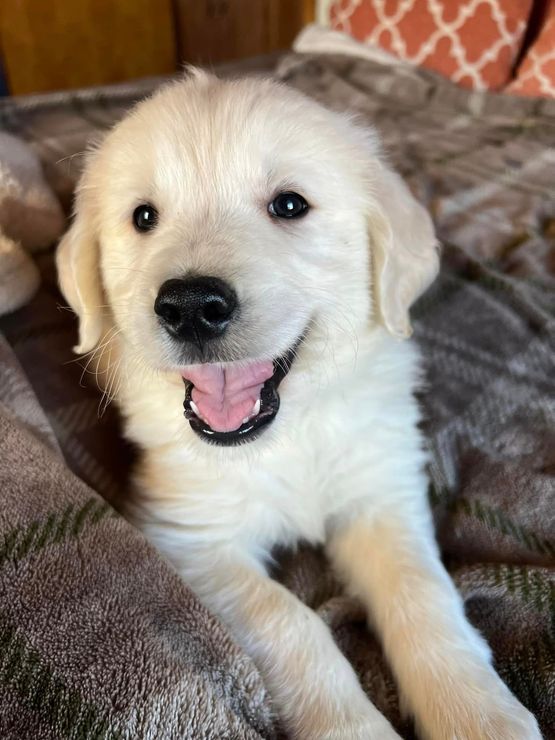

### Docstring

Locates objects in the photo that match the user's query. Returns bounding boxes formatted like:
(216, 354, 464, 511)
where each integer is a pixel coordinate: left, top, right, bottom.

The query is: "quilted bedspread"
(0, 50, 553, 738)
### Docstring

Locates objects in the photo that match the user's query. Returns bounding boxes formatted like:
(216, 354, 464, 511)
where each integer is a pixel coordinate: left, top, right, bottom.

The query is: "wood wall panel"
(174, 0, 314, 66)
(0, 0, 314, 95)
(0, 0, 176, 94)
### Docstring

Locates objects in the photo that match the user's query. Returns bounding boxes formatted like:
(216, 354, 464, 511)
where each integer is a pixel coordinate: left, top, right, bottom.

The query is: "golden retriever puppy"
(57, 70, 541, 740)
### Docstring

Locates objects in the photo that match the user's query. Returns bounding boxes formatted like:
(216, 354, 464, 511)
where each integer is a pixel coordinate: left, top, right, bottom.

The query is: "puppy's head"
(57, 70, 438, 445)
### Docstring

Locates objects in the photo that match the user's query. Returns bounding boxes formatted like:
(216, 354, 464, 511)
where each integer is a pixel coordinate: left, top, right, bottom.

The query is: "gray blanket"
(0, 51, 554, 738)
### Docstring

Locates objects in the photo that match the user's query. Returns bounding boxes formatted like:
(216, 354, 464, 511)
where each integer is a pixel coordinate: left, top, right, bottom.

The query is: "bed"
(0, 42, 553, 739)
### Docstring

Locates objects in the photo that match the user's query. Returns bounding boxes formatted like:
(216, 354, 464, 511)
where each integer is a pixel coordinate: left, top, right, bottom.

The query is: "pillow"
(507, 7, 555, 97)
(323, 0, 533, 91)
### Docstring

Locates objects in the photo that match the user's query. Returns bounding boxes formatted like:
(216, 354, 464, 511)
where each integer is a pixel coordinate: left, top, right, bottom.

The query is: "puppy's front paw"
(417, 670, 542, 740)
(468, 695, 542, 740)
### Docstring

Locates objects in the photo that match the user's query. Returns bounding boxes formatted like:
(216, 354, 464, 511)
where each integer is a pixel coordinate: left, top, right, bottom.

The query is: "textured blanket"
(0, 51, 554, 739)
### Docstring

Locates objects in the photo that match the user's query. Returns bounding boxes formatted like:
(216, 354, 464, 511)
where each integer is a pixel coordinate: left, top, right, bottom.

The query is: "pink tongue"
(182, 361, 274, 433)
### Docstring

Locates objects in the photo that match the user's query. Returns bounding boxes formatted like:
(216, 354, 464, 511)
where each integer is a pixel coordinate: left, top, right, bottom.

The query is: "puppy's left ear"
(367, 162, 439, 338)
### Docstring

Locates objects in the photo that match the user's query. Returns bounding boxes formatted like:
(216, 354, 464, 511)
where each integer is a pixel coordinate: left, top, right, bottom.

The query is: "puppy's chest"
(234, 455, 329, 550)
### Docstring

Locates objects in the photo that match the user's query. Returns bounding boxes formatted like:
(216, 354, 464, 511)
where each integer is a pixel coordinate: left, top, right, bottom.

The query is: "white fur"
(57, 71, 541, 739)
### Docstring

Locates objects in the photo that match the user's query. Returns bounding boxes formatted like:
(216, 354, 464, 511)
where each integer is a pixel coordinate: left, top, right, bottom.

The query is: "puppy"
(57, 70, 541, 739)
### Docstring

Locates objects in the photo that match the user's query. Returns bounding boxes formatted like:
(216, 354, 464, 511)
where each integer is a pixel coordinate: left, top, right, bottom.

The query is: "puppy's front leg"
(177, 547, 401, 740)
(327, 512, 542, 740)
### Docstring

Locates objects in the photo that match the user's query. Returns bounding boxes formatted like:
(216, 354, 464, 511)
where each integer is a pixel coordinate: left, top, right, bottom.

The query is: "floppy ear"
(368, 162, 439, 338)
(56, 182, 104, 354)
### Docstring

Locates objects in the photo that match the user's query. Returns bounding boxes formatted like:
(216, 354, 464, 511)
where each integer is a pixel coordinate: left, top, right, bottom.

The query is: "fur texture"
(57, 71, 541, 739)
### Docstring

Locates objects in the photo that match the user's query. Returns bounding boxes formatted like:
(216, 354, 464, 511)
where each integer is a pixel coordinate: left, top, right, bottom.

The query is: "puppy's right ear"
(56, 177, 104, 355)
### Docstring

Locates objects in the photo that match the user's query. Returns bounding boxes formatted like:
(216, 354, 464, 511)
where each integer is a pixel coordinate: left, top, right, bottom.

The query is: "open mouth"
(182, 337, 303, 446)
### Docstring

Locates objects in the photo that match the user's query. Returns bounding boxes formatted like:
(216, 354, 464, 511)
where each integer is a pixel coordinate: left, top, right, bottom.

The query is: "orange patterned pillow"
(326, 0, 534, 91)
(507, 6, 555, 97)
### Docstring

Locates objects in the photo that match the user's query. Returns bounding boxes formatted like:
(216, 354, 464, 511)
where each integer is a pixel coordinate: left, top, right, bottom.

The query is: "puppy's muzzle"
(154, 275, 305, 447)
(154, 276, 237, 348)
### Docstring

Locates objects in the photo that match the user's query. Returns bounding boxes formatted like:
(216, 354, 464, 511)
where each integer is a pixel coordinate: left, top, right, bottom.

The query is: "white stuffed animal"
(0, 132, 65, 315)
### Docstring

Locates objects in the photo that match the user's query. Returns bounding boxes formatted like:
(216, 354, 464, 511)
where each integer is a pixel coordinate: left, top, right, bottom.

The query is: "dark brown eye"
(133, 204, 158, 232)
(268, 192, 309, 219)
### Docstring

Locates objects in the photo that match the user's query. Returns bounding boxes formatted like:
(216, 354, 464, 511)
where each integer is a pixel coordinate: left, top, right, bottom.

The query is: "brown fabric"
(0, 131, 65, 253)
(0, 51, 554, 738)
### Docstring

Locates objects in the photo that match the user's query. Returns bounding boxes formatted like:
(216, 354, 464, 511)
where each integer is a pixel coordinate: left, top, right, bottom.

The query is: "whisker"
(56, 150, 87, 167)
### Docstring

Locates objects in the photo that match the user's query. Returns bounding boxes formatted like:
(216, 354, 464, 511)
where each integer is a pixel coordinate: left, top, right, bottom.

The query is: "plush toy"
(0, 132, 65, 315)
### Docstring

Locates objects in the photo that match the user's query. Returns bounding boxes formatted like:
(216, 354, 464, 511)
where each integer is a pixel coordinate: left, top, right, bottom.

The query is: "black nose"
(154, 277, 238, 345)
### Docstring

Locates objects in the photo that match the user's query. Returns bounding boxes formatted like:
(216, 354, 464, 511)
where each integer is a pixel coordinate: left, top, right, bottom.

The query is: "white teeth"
(189, 400, 210, 425)
(242, 399, 261, 425)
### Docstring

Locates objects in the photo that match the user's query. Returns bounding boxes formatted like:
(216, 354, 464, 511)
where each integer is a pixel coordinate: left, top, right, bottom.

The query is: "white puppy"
(57, 70, 541, 740)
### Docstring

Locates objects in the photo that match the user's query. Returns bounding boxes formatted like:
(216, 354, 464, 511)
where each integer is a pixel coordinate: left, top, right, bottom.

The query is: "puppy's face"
(58, 71, 438, 446)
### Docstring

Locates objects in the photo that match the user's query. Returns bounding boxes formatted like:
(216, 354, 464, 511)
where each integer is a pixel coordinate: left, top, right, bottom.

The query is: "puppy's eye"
(268, 192, 309, 219)
(133, 204, 158, 232)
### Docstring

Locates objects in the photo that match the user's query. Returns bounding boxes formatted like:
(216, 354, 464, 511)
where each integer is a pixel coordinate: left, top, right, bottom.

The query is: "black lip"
(182, 338, 302, 446)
